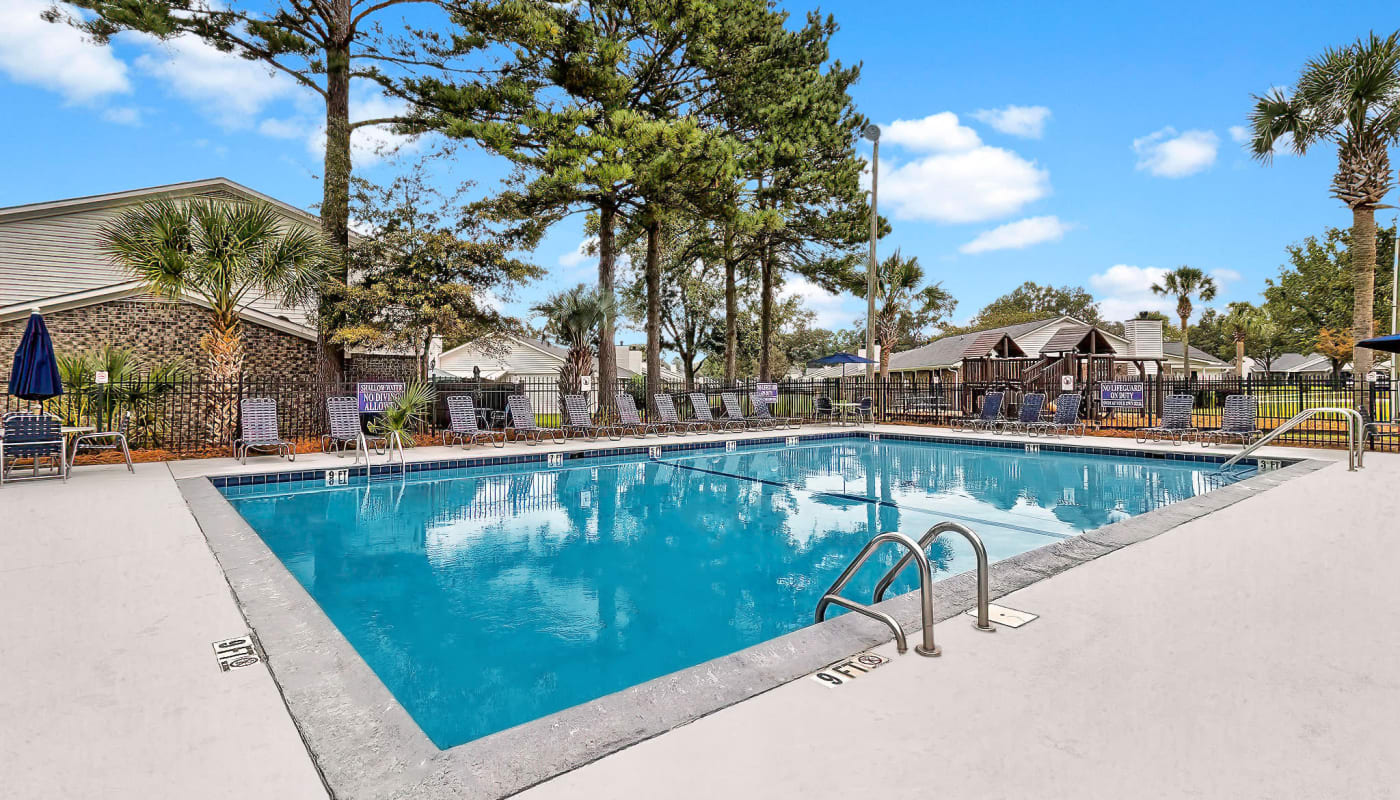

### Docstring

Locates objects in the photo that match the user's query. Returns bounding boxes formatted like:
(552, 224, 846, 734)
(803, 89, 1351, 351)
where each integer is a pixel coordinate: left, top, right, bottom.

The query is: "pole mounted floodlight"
(863, 124, 880, 383)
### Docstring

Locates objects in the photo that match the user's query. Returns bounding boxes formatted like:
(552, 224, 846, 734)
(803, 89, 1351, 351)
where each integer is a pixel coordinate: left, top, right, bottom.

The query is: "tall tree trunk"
(1352, 206, 1377, 398)
(596, 200, 618, 415)
(204, 314, 244, 445)
(759, 241, 772, 382)
(644, 215, 663, 412)
(318, 14, 352, 387)
(1235, 336, 1246, 378)
(1179, 314, 1191, 379)
(723, 224, 737, 383)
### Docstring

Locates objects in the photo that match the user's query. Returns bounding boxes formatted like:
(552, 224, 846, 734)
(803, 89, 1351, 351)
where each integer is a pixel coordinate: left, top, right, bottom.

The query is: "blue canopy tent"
(8, 310, 64, 402)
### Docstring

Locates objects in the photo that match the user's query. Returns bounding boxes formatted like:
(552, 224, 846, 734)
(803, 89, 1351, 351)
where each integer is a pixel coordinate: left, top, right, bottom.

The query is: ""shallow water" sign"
(357, 382, 405, 414)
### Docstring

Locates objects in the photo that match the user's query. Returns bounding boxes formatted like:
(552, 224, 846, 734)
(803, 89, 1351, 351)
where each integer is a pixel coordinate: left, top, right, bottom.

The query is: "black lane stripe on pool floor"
(660, 460, 1072, 540)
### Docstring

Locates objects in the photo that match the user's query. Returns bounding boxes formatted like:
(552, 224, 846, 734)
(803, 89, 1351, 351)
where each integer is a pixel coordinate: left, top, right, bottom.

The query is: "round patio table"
(832, 402, 861, 426)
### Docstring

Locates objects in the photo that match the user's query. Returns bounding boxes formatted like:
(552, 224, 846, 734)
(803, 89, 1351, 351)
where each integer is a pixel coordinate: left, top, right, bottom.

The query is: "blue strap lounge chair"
(1201, 395, 1261, 447)
(953, 391, 1004, 432)
(999, 392, 1046, 434)
(1027, 393, 1085, 437)
(1136, 394, 1198, 444)
(0, 412, 67, 484)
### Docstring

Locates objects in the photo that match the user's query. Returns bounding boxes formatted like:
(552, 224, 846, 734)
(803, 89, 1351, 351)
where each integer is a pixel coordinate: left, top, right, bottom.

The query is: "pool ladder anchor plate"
(814, 521, 996, 658)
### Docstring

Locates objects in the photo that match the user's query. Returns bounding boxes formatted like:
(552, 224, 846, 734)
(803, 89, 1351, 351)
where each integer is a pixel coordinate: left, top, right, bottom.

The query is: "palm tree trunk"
(1236, 336, 1246, 378)
(203, 314, 244, 445)
(1179, 315, 1191, 379)
(1352, 206, 1377, 400)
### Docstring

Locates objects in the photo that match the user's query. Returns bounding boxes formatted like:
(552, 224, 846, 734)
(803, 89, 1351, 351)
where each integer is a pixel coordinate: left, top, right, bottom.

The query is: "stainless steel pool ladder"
(1219, 406, 1364, 472)
(815, 521, 995, 658)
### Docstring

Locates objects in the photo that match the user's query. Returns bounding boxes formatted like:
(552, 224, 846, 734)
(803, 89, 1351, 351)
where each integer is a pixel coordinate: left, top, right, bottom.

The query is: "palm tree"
(1152, 266, 1218, 378)
(852, 250, 956, 378)
(532, 284, 617, 401)
(1249, 32, 1400, 394)
(100, 198, 335, 382)
(1223, 302, 1260, 378)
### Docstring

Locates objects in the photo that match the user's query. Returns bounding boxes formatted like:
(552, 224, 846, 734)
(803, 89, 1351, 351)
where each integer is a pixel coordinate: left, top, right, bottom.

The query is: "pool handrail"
(1219, 406, 1363, 472)
(815, 530, 941, 656)
(871, 521, 996, 635)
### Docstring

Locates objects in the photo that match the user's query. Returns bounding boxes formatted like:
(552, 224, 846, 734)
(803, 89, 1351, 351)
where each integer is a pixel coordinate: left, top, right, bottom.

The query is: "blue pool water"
(220, 437, 1248, 748)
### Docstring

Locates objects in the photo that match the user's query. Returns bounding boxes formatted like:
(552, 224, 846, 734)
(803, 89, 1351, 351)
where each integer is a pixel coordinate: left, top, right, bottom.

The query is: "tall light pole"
(864, 123, 880, 383)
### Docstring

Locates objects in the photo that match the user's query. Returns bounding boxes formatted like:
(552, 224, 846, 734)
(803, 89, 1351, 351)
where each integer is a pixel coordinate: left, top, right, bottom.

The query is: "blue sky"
(1, 0, 1395, 340)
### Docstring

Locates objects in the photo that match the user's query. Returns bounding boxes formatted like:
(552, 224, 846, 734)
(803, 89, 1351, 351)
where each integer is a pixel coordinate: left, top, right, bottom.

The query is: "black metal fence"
(3, 373, 1393, 455)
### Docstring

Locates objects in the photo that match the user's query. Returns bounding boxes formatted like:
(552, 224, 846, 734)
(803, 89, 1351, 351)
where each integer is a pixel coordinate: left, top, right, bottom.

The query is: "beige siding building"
(0, 178, 408, 382)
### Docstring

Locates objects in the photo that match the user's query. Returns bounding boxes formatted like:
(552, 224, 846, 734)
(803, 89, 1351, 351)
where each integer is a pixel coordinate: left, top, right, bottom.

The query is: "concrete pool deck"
(0, 426, 1393, 799)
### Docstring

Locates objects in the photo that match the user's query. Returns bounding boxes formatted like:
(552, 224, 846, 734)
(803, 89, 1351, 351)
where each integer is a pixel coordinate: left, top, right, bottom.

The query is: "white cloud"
(554, 236, 633, 284)
(1229, 125, 1249, 144)
(959, 215, 1072, 254)
(878, 147, 1051, 224)
(883, 112, 981, 152)
(781, 275, 863, 331)
(1133, 127, 1219, 178)
(102, 106, 142, 126)
(258, 117, 304, 139)
(1212, 267, 1243, 284)
(1090, 264, 1239, 322)
(304, 93, 422, 166)
(133, 34, 298, 128)
(1090, 264, 1171, 322)
(0, 0, 131, 103)
(972, 105, 1051, 139)
(559, 237, 597, 271)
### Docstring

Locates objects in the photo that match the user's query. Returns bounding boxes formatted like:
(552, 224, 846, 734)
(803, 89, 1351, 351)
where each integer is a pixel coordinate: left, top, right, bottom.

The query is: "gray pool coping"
(177, 440, 1328, 800)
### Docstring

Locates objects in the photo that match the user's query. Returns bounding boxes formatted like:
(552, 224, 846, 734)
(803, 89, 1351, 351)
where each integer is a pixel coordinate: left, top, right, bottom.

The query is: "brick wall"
(0, 297, 318, 382)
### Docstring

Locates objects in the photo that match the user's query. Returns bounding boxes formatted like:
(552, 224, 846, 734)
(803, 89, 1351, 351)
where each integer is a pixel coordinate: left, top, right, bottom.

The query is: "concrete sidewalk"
(0, 430, 1388, 800)
(0, 463, 327, 800)
(518, 452, 1400, 800)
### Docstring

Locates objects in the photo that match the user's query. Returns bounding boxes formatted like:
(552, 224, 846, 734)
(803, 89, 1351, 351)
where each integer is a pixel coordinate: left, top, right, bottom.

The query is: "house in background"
(436, 335, 683, 383)
(1161, 342, 1231, 379)
(0, 178, 413, 382)
(805, 316, 1175, 382)
(1238, 352, 1389, 380)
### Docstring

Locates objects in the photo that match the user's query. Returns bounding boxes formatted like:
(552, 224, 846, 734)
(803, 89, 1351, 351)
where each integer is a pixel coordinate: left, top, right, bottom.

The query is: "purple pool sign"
(1098, 381, 1145, 409)
(357, 382, 405, 414)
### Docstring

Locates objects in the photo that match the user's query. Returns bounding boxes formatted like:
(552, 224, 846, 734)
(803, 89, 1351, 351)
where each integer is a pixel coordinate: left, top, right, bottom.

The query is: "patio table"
(833, 401, 861, 426)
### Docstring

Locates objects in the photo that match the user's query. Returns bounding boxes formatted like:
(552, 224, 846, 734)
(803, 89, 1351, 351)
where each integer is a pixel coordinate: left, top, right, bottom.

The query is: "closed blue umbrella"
(8, 311, 63, 401)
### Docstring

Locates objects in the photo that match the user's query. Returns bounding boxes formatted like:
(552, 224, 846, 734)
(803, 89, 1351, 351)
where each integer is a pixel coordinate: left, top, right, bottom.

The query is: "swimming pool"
(219, 435, 1250, 748)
